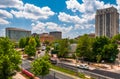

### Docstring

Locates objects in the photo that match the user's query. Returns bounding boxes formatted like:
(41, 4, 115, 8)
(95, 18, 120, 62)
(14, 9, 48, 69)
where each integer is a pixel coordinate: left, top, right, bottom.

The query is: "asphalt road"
(58, 62, 120, 79)
(21, 59, 74, 79)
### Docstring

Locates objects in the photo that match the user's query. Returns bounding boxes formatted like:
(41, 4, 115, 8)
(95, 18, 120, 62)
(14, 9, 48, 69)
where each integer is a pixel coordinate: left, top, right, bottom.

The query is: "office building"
(40, 33, 54, 43)
(6, 27, 31, 42)
(50, 31, 62, 40)
(95, 7, 119, 38)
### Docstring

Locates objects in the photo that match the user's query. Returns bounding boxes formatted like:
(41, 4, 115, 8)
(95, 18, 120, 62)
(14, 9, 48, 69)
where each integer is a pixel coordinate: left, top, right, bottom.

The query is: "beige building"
(95, 7, 119, 38)
(6, 27, 31, 42)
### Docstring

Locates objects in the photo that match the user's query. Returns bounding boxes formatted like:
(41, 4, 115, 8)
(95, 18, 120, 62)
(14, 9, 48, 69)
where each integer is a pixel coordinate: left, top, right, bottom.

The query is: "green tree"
(35, 35, 40, 47)
(19, 38, 26, 48)
(0, 37, 21, 79)
(25, 37, 30, 46)
(57, 39, 69, 58)
(31, 55, 51, 79)
(102, 44, 119, 62)
(93, 36, 117, 62)
(111, 34, 120, 43)
(76, 34, 93, 60)
(24, 37, 36, 57)
(46, 46, 50, 53)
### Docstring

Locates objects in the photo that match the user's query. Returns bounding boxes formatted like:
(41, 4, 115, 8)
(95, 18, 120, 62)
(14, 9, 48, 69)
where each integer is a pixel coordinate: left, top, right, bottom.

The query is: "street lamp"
(54, 72, 56, 79)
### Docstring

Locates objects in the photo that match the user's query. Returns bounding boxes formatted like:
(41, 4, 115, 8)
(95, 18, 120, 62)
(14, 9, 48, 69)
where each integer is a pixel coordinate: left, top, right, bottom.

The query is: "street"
(58, 62, 120, 79)
(21, 59, 75, 79)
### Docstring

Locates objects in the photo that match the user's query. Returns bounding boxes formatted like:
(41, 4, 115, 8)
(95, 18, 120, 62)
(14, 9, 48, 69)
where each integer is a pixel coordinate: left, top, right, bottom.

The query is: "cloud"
(0, 9, 13, 19)
(0, 9, 13, 25)
(0, 18, 10, 25)
(66, 0, 112, 13)
(58, 12, 86, 24)
(65, 0, 114, 34)
(32, 21, 73, 34)
(0, 0, 23, 10)
(116, 0, 120, 13)
(11, 3, 55, 20)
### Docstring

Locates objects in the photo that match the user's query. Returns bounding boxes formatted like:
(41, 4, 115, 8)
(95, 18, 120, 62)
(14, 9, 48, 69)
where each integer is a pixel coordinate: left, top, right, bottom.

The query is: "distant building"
(49, 31, 62, 40)
(32, 33, 39, 37)
(88, 33, 95, 38)
(6, 27, 31, 42)
(40, 33, 54, 43)
(75, 33, 95, 39)
(95, 7, 119, 38)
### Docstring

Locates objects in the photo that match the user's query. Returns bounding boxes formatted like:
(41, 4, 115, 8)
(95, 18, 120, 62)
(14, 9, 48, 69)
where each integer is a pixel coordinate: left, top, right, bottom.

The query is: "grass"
(51, 65, 94, 79)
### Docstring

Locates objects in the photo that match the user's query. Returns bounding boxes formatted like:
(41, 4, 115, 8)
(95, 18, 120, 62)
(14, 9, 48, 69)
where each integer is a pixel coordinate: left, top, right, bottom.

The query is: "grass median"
(51, 65, 94, 79)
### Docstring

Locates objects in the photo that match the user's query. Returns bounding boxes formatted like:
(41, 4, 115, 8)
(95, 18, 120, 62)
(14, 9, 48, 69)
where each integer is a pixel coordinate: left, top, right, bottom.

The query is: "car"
(77, 64, 89, 70)
(50, 57, 57, 64)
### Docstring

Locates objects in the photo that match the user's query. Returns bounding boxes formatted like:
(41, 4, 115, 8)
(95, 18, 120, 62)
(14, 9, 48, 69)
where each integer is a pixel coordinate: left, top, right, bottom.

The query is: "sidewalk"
(13, 72, 40, 79)
(12, 72, 27, 79)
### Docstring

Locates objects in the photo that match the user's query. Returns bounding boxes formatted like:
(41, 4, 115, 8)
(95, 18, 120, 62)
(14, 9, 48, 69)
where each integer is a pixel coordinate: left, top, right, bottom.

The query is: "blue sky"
(0, 0, 120, 38)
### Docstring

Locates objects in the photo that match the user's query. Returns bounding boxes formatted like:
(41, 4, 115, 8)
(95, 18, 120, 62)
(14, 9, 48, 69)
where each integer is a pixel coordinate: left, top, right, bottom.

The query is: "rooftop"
(6, 27, 31, 32)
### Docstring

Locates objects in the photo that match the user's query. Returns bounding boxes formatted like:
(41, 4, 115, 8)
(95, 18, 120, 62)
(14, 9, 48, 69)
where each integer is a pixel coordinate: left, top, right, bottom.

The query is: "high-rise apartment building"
(95, 7, 119, 38)
(6, 27, 31, 42)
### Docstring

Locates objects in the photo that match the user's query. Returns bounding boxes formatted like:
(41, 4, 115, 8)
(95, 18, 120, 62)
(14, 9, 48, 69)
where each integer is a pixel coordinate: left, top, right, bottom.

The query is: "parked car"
(77, 64, 89, 70)
(50, 57, 57, 64)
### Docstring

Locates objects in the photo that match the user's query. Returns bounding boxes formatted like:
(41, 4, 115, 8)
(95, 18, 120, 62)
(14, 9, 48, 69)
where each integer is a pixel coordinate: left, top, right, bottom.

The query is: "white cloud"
(0, 18, 10, 25)
(0, 9, 13, 25)
(66, 0, 112, 13)
(32, 22, 73, 34)
(116, 0, 120, 13)
(11, 3, 55, 20)
(74, 24, 94, 30)
(65, 0, 115, 33)
(66, 0, 84, 12)
(58, 12, 86, 24)
(0, 0, 23, 10)
(0, 9, 13, 19)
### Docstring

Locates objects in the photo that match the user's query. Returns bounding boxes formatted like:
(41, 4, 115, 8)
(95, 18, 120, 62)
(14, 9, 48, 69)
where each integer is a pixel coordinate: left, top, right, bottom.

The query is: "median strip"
(51, 65, 93, 79)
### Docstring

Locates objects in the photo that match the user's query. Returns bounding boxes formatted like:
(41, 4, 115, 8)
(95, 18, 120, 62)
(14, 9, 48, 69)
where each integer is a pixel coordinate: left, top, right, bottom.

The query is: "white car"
(77, 64, 89, 70)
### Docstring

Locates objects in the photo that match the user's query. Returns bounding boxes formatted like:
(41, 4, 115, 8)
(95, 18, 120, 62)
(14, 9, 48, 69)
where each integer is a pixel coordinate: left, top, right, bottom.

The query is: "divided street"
(22, 58, 120, 79)
(22, 59, 76, 79)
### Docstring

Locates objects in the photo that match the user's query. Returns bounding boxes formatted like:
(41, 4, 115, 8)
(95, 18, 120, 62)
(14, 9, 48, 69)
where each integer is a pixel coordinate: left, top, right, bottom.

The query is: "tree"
(111, 34, 120, 43)
(92, 36, 110, 62)
(57, 39, 69, 58)
(102, 44, 119, 62)
(0, 37, 21, 79)
(35, 35, 40, 47)
(19, 38, 26, 48)
(46, 46, 50, 53)
(24, 37, 36, 57)
(92, 36, 118, 63)
(31, 55, 51, 79)
(76, 34, 93, 60)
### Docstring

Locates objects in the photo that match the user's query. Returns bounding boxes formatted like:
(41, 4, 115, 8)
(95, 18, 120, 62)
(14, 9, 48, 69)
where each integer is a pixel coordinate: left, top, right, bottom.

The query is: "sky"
(0, 0, 120, 38)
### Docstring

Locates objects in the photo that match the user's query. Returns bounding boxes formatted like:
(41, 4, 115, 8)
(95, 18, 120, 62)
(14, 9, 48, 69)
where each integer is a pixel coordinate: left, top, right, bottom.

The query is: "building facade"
(95, 7, 119, 38)
(49, 31, 62, 40)
(6, 27, 31, 42)
(40, 33, 54, 43)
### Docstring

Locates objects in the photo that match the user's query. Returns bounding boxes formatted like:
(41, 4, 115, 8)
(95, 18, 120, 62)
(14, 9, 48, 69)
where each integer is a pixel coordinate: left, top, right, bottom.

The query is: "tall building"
(95, 7, 119, 38)
(6, 27, 31, 42)
(49, 31, 62, 40)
